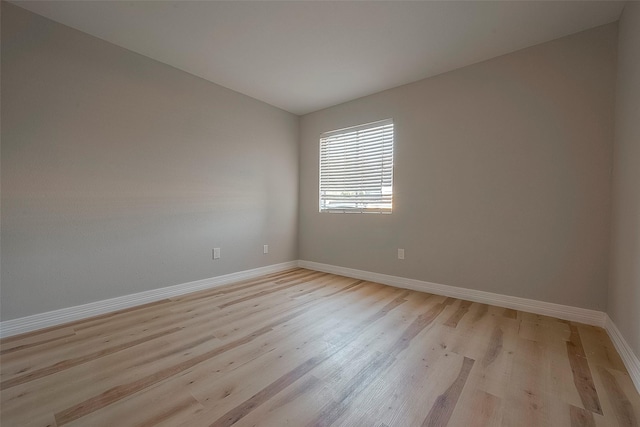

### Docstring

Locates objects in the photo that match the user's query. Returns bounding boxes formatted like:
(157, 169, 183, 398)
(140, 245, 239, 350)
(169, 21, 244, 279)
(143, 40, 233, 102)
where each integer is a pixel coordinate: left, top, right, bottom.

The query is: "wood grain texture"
(570, 404, 596, 427)
(596, 366, 639, 426)
(502, 308, 518, 319)
(422, 356, 475, 426)
(1, 268, 638, 427)
(567, 323, 603, 415)
(444, 300, 472, 328)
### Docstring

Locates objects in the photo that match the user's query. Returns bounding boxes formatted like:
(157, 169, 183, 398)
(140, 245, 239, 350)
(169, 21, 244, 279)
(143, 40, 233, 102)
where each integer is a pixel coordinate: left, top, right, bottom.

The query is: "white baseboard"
(0, 261, 298, 338)
(297, 260, 606, 327)
(605, 315, 640, 392)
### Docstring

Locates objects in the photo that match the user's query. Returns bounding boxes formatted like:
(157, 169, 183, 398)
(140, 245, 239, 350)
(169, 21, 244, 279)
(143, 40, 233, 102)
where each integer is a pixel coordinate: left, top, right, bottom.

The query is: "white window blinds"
(319, 119, 394, 213)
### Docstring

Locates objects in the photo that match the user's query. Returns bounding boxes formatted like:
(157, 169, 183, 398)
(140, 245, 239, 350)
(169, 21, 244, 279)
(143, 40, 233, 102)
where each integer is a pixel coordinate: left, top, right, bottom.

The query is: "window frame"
(319, 118, 394, 214)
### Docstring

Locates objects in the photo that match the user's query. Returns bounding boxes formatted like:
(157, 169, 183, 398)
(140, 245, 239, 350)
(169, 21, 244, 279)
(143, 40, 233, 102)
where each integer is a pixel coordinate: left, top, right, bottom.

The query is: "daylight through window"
(319, 119, 394, 213)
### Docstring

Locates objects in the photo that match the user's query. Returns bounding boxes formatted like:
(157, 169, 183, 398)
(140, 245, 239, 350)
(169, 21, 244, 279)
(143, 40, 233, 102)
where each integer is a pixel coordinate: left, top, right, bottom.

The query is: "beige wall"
(1, 3, 299, 320)
(609, 2, 640, 357)
(1, 2, 627, 327)
(299, 24, 617, 310)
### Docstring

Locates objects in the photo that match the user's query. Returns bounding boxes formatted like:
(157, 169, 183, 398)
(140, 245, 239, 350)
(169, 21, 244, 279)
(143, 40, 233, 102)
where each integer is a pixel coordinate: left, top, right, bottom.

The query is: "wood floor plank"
(443, 300, 473, 328)
(217, 274, 329, 309)
(421, 356, 475, 426)
(70, 301, 175, 334)
(52, 274, 392, 425)
(206, 291, 425, 424)
(546, 341, 586, 409)
(577, 323, 628, 373)
(570, 404, 596, 427)
(1, 324, 221, 425)
(447, 389, 503, 427)
(209, 276, 360, 341)
(54, 308, 317, 424)
(501, 338, 550, 427)
(63, 381, 205, 427)
(2, 311, 228, 422)
(595, 365, 639, 426)
(1, 326, 182, 390)
(566, 323, 603, 415)
(2, 268, 638, 427)
(459, 321, 516, 401)
(230, 292, 439, 427)
(344, 344, 468, 427)
(314, 295, 451, 426)
(306, 303, 447, 427)
(440, 307, 519, 366)
(182, 285, 404, 411)
(502, 308, 518, 319)
(205, 291, 421, 427)
(0, 327, 77, 355)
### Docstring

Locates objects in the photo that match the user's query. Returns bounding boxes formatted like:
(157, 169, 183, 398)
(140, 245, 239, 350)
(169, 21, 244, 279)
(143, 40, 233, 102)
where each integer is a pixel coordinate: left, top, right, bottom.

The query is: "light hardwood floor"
(1, 268, 639, 426)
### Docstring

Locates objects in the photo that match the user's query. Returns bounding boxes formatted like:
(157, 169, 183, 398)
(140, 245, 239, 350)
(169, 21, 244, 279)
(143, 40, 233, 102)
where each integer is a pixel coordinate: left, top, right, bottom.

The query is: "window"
(320, 119, 394, 213)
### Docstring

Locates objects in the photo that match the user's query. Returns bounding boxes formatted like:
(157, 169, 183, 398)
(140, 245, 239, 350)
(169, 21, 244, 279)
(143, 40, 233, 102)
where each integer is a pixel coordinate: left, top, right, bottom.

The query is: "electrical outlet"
(398, 248, 405, 260)
(263, 245, 269, 254)
(213, 248, 220, 259)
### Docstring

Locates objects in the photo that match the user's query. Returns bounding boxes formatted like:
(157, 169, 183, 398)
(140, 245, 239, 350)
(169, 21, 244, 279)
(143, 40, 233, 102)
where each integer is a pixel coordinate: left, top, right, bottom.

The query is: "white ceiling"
(12, 1, 626, 115)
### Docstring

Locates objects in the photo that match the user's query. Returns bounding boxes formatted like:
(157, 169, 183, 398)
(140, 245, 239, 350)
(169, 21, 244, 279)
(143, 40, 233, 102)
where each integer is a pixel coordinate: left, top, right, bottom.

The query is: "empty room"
(1, 1, 639, 426)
